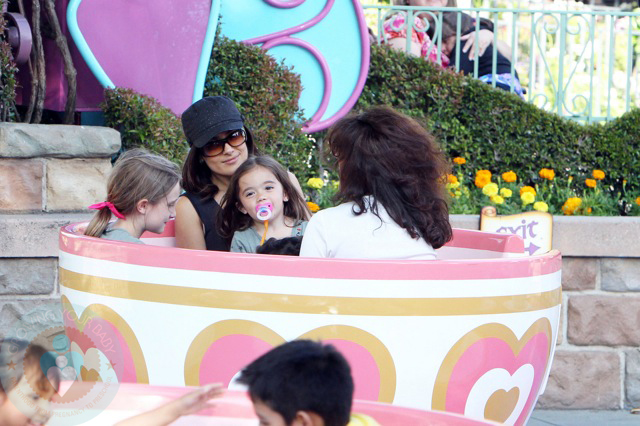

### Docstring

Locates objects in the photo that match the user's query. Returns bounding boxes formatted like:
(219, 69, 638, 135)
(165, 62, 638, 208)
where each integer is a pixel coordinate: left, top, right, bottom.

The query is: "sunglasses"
(202, 129, 247, 157)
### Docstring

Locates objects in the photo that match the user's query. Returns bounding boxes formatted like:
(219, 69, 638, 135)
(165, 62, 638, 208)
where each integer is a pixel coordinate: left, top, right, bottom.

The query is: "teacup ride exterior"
(59, 221, 562, 426)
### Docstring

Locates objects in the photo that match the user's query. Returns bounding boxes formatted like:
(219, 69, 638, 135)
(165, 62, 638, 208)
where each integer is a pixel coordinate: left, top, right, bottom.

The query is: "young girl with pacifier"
(218, 156, 311, 253)
(85, 149, 182, 244)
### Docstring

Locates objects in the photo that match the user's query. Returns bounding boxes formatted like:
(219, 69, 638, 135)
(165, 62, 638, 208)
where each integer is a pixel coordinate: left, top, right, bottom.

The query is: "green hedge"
(101, 88, 188, 165)
(353, 44, 639, 192)
(205, 35, 316, 181)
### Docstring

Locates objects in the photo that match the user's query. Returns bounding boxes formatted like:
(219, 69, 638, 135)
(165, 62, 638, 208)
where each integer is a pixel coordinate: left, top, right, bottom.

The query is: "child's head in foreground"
(0, 339, 59, 426)
(237, 340, 354, 426)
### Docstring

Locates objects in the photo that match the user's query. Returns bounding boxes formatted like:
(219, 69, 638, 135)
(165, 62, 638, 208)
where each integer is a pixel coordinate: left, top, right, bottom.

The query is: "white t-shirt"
(300, 196, 437, 260)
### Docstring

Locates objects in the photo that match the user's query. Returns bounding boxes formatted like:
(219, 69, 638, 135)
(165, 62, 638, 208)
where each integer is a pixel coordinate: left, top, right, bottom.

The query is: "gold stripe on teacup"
(60, 269, 562, 316)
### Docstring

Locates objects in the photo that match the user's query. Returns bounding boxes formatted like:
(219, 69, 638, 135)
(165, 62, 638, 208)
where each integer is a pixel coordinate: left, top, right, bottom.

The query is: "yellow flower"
(520, 186, 536, 196)
(561, 197, 582, 215)
(447, 174, 458, 184)
(482, 183, 499, 196)
(447, 181, 460, 190)
(533, 201, 549, 212)
(636, 196, 640, 206)
(453, 157, 466, 165)
(306, 178, 324, 189)
(475, 170, 492, 188)
(568, 176, 574, 183)
(502, 171, 517, 183)
(490, 195, 505, 204)
(592, 170, 605, 180)
(454, 190, 462, 197)
(500, 188, 513, 198)
(539, 168, 555, 180)
(306, 201, 320, 213)
(521, 192, 535, 205)
(585, 178, 597, 188)
(330, 180, 340, 190)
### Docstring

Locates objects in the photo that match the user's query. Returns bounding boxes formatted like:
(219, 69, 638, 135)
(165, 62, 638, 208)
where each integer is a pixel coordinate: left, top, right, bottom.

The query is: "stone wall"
(1, 124, 639, 410)
(0, 123, 119, 336)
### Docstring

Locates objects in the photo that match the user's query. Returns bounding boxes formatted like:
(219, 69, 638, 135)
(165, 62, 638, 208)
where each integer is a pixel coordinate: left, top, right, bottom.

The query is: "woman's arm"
(175, 196, 207, 250)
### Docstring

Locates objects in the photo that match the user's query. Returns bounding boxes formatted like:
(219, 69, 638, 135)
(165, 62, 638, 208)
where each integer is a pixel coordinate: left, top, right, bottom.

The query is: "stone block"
(449, 214, 480, 230)
(556, 311, 563, 345)
(0, 123, 120, 158)
(626, 349, 640, 408)
(0, 213, 92, 257)
(561, 257, 598, 291)
(45, 159, 111, 211)
(568, 295, 640, 346)
(536, 350, 621, 409)
(601, 258, 640, 292)
(552, 216, 640, 257)
(0, 158, 43, 211)
(0, 258, 56, 295)
(0, 298, 64, 344)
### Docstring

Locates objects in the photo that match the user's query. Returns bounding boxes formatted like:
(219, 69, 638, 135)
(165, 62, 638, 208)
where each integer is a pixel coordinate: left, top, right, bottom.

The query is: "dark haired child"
(256, 236, 303, 256)
(237, 340, 354, 426)
(218, 156, 311, 253)
(0, 340, 59, 426)
(300, 106, 452, 259)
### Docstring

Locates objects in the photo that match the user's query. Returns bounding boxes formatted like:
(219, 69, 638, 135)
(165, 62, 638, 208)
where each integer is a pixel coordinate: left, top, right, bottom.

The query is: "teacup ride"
(58, 221, 562, 425)
(54, 382, 496, 425)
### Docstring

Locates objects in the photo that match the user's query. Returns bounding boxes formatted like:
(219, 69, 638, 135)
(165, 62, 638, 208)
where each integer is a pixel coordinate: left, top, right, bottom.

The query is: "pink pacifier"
(256, 202, 273, 221)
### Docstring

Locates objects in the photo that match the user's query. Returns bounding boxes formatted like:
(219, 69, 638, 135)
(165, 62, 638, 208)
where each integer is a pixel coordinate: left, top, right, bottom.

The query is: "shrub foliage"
(205, 35, 315, 181)
(354, 44, 639, 192)
(101, 88, 188, 165)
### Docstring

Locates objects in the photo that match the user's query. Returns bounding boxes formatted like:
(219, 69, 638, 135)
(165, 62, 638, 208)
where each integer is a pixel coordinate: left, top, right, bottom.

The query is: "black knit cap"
(181, 96, 245, 148)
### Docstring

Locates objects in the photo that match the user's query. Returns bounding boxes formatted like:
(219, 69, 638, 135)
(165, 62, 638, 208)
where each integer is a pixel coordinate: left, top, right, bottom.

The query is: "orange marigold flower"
(636, 196, 640, 206)
(592, 170, 605, 180)
(447, 174, 458, 184)
(586, 207, 593, 214)
(476, 170, 492, 178)
(502, 171, 517, 183)
(539, 168, 555, 180)
(306, 201, 320, 213)
(585, 178, 597, 188)
(520, 186, 536, 196)
(475, 174, 491, 188)
(453, 157, 466, 165)
(561, 197, 582, 215)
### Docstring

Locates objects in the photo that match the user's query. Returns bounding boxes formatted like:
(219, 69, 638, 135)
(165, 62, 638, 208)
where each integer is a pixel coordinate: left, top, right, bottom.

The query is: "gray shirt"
(231, 221, 307, 253)
(102, 228, 144, 244)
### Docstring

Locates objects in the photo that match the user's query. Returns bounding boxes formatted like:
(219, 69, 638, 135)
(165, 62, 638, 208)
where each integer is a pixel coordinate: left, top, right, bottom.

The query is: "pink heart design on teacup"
(185, 321, 396, 403)
(433, 319, 553, 426)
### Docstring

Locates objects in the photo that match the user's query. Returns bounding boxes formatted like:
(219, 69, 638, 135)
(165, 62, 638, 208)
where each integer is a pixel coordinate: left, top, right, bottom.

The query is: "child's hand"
(114, 383, 224, 426)
(461, 29, 493, 60)
(173, 383, 224, 416)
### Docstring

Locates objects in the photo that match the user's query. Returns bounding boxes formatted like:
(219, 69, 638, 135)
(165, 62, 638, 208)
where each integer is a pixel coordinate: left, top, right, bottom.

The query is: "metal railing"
(362, 4, 640, 122)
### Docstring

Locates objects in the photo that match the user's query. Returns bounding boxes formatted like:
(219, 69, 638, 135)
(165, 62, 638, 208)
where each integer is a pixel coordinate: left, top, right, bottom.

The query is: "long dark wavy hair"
(217, 156, 311, 238)
(181, 126, 258, 199)
(327, 106, 452, 249)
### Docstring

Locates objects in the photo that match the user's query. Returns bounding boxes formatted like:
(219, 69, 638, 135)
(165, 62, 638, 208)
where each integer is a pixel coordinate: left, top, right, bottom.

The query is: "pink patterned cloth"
(383, 13, 450, 67)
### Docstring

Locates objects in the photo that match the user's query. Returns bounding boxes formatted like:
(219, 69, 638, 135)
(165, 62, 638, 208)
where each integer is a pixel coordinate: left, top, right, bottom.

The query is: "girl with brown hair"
(217, 156, 310, 253)
(85, 149, 181, 244)
(300, 106, 452, 259)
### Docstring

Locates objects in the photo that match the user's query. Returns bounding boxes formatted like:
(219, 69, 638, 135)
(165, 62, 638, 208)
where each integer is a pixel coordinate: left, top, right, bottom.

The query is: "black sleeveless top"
(182, 192, 230, 251)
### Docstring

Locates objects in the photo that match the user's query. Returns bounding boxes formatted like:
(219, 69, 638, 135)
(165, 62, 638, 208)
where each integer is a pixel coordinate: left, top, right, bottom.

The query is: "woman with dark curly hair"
(300, 106, 452, 259)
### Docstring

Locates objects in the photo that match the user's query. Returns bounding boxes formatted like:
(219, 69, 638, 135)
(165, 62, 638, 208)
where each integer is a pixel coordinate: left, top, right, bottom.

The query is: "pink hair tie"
(88, 201, 125, 219)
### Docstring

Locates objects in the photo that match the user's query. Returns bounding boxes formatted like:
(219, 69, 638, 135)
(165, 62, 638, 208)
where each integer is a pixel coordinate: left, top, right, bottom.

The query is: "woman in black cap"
(177, 96, 302, 251)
